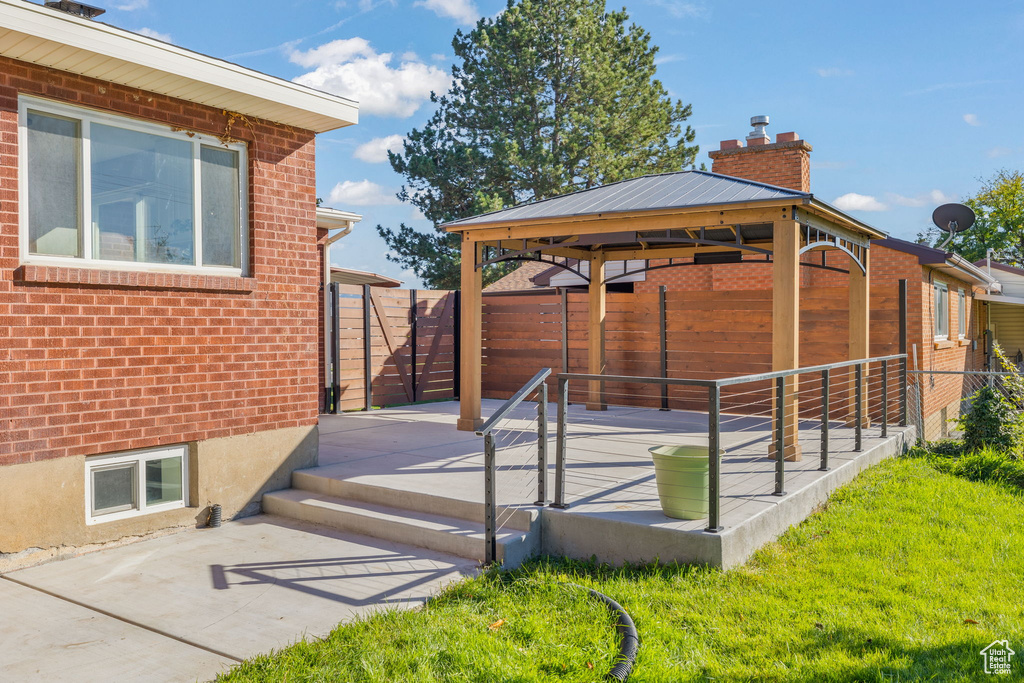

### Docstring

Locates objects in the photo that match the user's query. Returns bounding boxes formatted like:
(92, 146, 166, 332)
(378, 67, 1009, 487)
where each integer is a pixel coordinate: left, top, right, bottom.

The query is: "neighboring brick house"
(1, 0, 358, 566)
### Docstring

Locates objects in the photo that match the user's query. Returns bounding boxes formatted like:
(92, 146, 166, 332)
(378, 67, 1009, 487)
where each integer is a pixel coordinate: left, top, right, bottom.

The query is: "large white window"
(958, 289, 967, 338)
(934, 282, 949, 339)
(19, 97, 247, 274)
(85, 444, 188, 524)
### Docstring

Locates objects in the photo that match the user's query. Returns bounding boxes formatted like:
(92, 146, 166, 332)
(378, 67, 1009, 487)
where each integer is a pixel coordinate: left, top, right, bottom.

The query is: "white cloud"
(833, 193, 888, 212)
(654, 54, 687, 66)
(988, 146, 1013, 158)
(647, 0, 707, 18)
(290, 38, 450, 117)
(135, 27, 172, 43)
(113, 0, 148, 10)
(431, 53, 448, 62)
(327, 180, 401, 206)
(885, 189, 956, 207)
(401, 51, 420, 62)
(353, 135, 406, 163)
(414, 0, 480, 25)
(963, 113, 981, 126)
(905, 79, 1006, 96)
(816, 67, 853, 77)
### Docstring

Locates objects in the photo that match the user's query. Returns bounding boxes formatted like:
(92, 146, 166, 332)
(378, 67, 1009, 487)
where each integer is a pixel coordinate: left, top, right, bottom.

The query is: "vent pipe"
(44, 1, 106, 19)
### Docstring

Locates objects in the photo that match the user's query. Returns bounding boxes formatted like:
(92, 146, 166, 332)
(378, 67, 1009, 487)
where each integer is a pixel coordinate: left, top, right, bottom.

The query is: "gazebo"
(443, 170, 886, 459)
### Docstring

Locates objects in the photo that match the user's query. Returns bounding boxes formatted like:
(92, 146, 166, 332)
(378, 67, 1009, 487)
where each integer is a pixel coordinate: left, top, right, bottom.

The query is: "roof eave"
(805, 198, 888, 240)
(442, 196, 807, 232)
(0, 0, 358, 132)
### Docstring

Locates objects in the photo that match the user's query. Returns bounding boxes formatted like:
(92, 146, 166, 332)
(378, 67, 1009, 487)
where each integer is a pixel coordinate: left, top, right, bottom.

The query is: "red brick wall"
(0, 56, 320, 467)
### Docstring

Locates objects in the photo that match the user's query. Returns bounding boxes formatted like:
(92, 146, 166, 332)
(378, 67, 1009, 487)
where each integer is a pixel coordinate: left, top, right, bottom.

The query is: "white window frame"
(933, 282, 949, 340)
(18, 95, 248, 276)
(958, 289, 966, 338)
(84, 444, 188, 525)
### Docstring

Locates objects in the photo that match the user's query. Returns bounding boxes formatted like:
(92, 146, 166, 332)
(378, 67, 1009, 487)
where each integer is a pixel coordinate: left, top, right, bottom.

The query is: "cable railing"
(477, 368, 551, 565)
(551, 354, 908, 532)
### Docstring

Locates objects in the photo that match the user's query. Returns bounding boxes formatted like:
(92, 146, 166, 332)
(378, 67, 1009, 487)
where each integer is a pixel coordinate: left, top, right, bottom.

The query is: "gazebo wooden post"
(586, 251, 607, 411)
(848, 252, 870, 426)
(772, 218, 801, 460)
(457, 237, 483, 431)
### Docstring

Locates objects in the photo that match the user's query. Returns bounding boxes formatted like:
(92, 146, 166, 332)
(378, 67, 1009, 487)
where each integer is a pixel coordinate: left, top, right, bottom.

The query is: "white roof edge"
(317, 206, 363, 229)
(0, 0, 358, 132)
(977, 292, 1024, 306)
(942, 253, 999, 287)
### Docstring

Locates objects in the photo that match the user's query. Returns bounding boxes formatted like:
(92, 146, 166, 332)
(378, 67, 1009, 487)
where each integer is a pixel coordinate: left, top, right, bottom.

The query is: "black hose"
(568, 583, 639, 681)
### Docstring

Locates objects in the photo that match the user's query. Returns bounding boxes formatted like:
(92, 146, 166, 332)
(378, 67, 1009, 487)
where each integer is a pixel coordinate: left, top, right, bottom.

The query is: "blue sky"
(100, 0, 1023, 286)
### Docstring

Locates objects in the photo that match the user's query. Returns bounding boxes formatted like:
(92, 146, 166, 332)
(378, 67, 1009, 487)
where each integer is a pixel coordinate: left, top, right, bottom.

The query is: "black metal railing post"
(330, 282, 341, 414)
(483, 432, 496, 565)
(551, 376, 569, 509)
(854, 363, 863, 451)
(881, 360, 888, 438)
(362, 284, 373, 412)
(820, 368, 830, 471)
(659, 285, 669, 411)
(900, 356, 908, 428)
(774, 376, 786, 496)
(410, 288, 418, 401)
(706, 384, 722, 532)
(535, 382, 549, 506)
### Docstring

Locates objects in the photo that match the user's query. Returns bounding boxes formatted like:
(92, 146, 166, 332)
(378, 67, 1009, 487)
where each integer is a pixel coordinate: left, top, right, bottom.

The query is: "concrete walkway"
(1, 515, 477, 683)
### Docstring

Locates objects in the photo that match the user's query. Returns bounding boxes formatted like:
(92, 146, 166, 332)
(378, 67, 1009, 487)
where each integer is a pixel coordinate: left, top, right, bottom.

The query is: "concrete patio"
(0, 516, 476, 683)
(276, 399, 914, 569)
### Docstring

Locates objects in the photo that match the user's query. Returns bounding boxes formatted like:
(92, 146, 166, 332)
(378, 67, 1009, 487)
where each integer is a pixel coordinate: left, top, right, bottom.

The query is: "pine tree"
(377, 0, 698, 288)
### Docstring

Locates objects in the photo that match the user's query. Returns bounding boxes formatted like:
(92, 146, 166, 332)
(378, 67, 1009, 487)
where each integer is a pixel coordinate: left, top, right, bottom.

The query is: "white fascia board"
(0, 0, 358, 132)
(977, 293, 1024, 306)
(317, 207, 363, 230)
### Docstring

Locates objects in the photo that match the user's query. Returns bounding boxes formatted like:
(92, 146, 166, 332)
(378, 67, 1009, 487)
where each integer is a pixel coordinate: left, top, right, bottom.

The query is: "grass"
(218, 458, 1024, 682)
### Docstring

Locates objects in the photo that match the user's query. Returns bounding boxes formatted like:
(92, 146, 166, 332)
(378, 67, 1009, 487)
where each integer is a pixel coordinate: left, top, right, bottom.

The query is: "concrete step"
(290, 467, 539, 532)
(262, 489, 539, 566)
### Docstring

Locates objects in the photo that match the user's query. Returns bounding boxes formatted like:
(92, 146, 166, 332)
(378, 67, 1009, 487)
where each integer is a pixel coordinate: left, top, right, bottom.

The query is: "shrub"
(957, 384, 1023, 456)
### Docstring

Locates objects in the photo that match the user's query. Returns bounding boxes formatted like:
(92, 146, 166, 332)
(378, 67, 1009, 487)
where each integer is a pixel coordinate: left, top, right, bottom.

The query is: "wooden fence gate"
(325, 284, 459, 413)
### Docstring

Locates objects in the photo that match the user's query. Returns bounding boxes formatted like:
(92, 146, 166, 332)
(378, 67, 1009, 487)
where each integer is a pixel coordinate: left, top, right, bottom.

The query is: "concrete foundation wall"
(0, 425, 317, 569)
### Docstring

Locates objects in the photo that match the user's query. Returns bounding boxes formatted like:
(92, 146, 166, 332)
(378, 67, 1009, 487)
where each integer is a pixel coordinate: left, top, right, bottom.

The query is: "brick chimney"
(708, 116, 812, 192)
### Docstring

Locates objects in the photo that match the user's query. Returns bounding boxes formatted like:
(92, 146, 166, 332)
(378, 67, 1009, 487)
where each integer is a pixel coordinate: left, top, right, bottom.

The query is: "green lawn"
(218, 457, 1023, 682)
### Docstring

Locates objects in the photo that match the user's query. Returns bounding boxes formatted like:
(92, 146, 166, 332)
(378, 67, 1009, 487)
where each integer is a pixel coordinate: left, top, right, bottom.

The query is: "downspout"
(323, 224, 354, 393)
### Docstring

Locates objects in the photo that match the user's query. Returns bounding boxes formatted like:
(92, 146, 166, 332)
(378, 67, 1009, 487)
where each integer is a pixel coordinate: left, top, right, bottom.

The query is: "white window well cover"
(85, 444, 187, 524)
(19, 96, 248, 276)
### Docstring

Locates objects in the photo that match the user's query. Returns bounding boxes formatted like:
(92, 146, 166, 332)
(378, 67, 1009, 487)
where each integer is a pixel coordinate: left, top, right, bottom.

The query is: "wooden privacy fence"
(481, 285, 901, 416)
(325, 284, 902, 416)
(325, 284, 459, 412)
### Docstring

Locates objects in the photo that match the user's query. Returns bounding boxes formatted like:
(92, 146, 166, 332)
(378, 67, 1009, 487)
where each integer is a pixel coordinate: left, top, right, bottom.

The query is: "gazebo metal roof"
(443, 171, 880, 239)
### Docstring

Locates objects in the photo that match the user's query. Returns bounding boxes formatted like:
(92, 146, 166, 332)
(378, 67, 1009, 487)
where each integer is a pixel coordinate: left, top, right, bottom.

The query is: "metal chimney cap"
(747, 115, 770, 142)
(44, 1, 106, 19)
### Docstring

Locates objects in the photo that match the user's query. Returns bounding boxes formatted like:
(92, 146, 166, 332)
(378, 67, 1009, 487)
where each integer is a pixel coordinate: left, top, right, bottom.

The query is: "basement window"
(19, 96, 247, 275)
(85, 444, 187, 524)
(933, 282, 948, 339)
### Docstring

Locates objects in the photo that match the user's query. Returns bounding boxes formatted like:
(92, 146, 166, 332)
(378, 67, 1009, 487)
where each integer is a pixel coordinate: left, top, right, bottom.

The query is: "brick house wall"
(0, 56, 322, 560)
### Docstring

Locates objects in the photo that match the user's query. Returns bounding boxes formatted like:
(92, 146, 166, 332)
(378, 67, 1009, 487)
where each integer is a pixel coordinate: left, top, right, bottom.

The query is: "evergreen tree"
(378, 0, 698, 288)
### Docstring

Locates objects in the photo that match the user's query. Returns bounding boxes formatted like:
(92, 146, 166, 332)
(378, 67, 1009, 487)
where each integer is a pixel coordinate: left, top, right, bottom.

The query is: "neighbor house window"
(85, 444, 187, 524)
(934, 282, 948, 339)
(958, 289, 966, 338)
(20, 97, 246, 273)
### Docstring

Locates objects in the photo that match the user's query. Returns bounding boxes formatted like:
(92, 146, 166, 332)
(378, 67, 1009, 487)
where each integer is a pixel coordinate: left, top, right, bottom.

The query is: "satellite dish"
(932, 203, 975, 234)
(932, 203, 975, 250)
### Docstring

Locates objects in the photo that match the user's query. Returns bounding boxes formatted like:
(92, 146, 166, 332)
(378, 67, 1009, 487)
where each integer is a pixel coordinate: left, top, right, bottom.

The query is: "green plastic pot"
(649, 445, 712, 520)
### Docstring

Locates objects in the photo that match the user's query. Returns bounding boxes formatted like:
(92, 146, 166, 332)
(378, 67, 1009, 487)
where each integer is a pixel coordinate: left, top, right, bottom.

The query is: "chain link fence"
(908, 370, 1015, 442)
